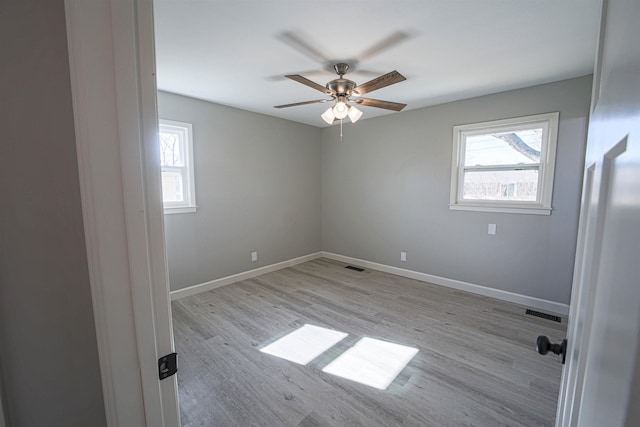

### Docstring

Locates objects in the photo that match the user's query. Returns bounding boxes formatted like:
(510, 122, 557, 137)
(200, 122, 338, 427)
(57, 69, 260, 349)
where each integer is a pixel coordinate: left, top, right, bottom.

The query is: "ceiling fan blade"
(355, 31, 411, 62)
(274, 99, 329, 109)
(286, 74, 334, 95)
(266, 69, 326, 82)
(352, 70, 406, 96)
(277, 31, 330, 64)
(352, 97, 406, 111)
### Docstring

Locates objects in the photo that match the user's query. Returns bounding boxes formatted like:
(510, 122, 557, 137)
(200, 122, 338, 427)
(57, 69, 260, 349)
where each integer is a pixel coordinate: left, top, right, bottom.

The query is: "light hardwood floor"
(172, 258, 566, 427)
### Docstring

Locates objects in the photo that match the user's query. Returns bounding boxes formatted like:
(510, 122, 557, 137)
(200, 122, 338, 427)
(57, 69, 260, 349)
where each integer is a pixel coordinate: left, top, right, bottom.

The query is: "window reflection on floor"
(260, 324, 418, 390)
(259, 324, 348, 365)
(322, 337, 419, 390)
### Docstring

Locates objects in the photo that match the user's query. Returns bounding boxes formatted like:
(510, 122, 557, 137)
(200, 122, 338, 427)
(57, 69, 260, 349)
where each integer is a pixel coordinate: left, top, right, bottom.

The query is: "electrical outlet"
(488, 224, 497, 235)
(251, 251, 258, 262)
(400, 251, 407, 262)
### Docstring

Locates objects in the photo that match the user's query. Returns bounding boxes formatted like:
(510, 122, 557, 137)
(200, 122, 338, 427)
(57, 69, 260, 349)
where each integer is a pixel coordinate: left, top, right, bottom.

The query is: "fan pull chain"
(340, 118, 343, 142)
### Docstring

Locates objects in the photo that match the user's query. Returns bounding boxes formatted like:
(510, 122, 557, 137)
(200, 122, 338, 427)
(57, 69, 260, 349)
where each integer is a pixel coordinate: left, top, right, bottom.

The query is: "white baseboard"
(169, 250, 569, 316)
(321, 252, 569, 316)
(169, 252, 324, 300)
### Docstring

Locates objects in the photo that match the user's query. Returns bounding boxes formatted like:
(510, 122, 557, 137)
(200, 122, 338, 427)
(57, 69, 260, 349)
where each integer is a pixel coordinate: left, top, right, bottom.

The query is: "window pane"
(464, 128, 542, 166)
(161, 169, 184, 202)
(462, 169, 539, 201)
(159, 131, 185, 167)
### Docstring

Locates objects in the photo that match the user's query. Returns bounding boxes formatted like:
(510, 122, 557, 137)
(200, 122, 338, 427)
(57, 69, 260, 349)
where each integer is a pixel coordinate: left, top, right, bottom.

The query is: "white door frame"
(65, 0, 179, 425)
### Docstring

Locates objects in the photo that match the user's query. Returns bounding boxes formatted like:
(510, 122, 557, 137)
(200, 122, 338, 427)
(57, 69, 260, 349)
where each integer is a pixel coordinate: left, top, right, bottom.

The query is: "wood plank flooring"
(172, 258, 567, 427)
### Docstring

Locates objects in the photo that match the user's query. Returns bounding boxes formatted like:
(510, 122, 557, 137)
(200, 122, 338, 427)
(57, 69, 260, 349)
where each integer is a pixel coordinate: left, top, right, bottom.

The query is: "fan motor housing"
(326, 78, 356, 96)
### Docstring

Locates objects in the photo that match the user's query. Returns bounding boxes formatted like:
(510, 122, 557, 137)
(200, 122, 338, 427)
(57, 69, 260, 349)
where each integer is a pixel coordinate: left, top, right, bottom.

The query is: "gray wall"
(321, 76, 592, 305)
(0, 1, 106, 426)
(157, 92, 322, 291)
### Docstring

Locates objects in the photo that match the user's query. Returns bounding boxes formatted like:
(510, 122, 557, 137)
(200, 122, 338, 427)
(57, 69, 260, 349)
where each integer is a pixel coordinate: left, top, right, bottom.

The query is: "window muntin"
(450, 113, 559, 214)
(159, 119, 196, 213)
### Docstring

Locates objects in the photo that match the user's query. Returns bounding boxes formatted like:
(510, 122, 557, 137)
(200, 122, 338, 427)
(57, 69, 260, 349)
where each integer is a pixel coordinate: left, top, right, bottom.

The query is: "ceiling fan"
(274, 62, 407, 124)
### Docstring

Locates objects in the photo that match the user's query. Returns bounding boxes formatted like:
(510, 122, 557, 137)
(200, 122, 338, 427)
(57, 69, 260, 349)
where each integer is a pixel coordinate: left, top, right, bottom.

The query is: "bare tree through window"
(158, 120, 196, 212)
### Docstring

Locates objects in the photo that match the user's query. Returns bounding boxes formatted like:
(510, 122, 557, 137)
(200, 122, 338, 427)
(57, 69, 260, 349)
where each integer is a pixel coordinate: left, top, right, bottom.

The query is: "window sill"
(164, 206, 197, 215)
(449, 204, 551, 215)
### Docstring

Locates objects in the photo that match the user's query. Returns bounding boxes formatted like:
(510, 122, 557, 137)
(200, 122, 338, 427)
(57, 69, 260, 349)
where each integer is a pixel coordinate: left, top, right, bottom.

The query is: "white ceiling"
(153, 0, 602, 128)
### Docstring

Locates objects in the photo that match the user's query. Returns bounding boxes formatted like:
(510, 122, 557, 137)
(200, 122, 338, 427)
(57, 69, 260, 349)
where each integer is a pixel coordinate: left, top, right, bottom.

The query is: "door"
(555, 0, 640, 425)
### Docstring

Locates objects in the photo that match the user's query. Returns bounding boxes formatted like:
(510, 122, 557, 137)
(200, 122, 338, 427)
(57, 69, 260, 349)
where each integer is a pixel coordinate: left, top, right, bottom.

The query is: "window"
(449, 112, 559, 215)
(159, 119, 196, 214)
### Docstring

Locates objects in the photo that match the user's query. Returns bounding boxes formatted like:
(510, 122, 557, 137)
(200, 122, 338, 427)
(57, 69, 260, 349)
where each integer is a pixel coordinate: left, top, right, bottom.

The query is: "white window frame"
(449, 112, 559, 215)
(159, 119, 197, 214)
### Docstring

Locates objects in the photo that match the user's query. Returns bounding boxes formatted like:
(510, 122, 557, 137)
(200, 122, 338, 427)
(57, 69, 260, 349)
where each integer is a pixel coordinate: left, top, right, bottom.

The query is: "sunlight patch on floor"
(260, 324, 348, 365)
(322, 337, 419, 390)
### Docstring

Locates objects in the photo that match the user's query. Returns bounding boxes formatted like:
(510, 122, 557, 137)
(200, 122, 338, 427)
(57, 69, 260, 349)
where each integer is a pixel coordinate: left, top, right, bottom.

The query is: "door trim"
(65, 0, 179, 425)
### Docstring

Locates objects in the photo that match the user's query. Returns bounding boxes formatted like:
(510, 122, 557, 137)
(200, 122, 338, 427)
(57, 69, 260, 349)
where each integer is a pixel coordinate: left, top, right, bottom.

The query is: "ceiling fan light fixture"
(347, 105, 363, 123)
(333, 98, 349, 120)
(279, 64, 407, 126)
(321, 106, 336, 124)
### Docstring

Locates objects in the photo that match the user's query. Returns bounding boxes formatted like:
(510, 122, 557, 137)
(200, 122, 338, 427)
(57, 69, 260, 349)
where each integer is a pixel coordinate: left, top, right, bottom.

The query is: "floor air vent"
(526, 309, 561, 323)
(345, 265, 365, 272)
